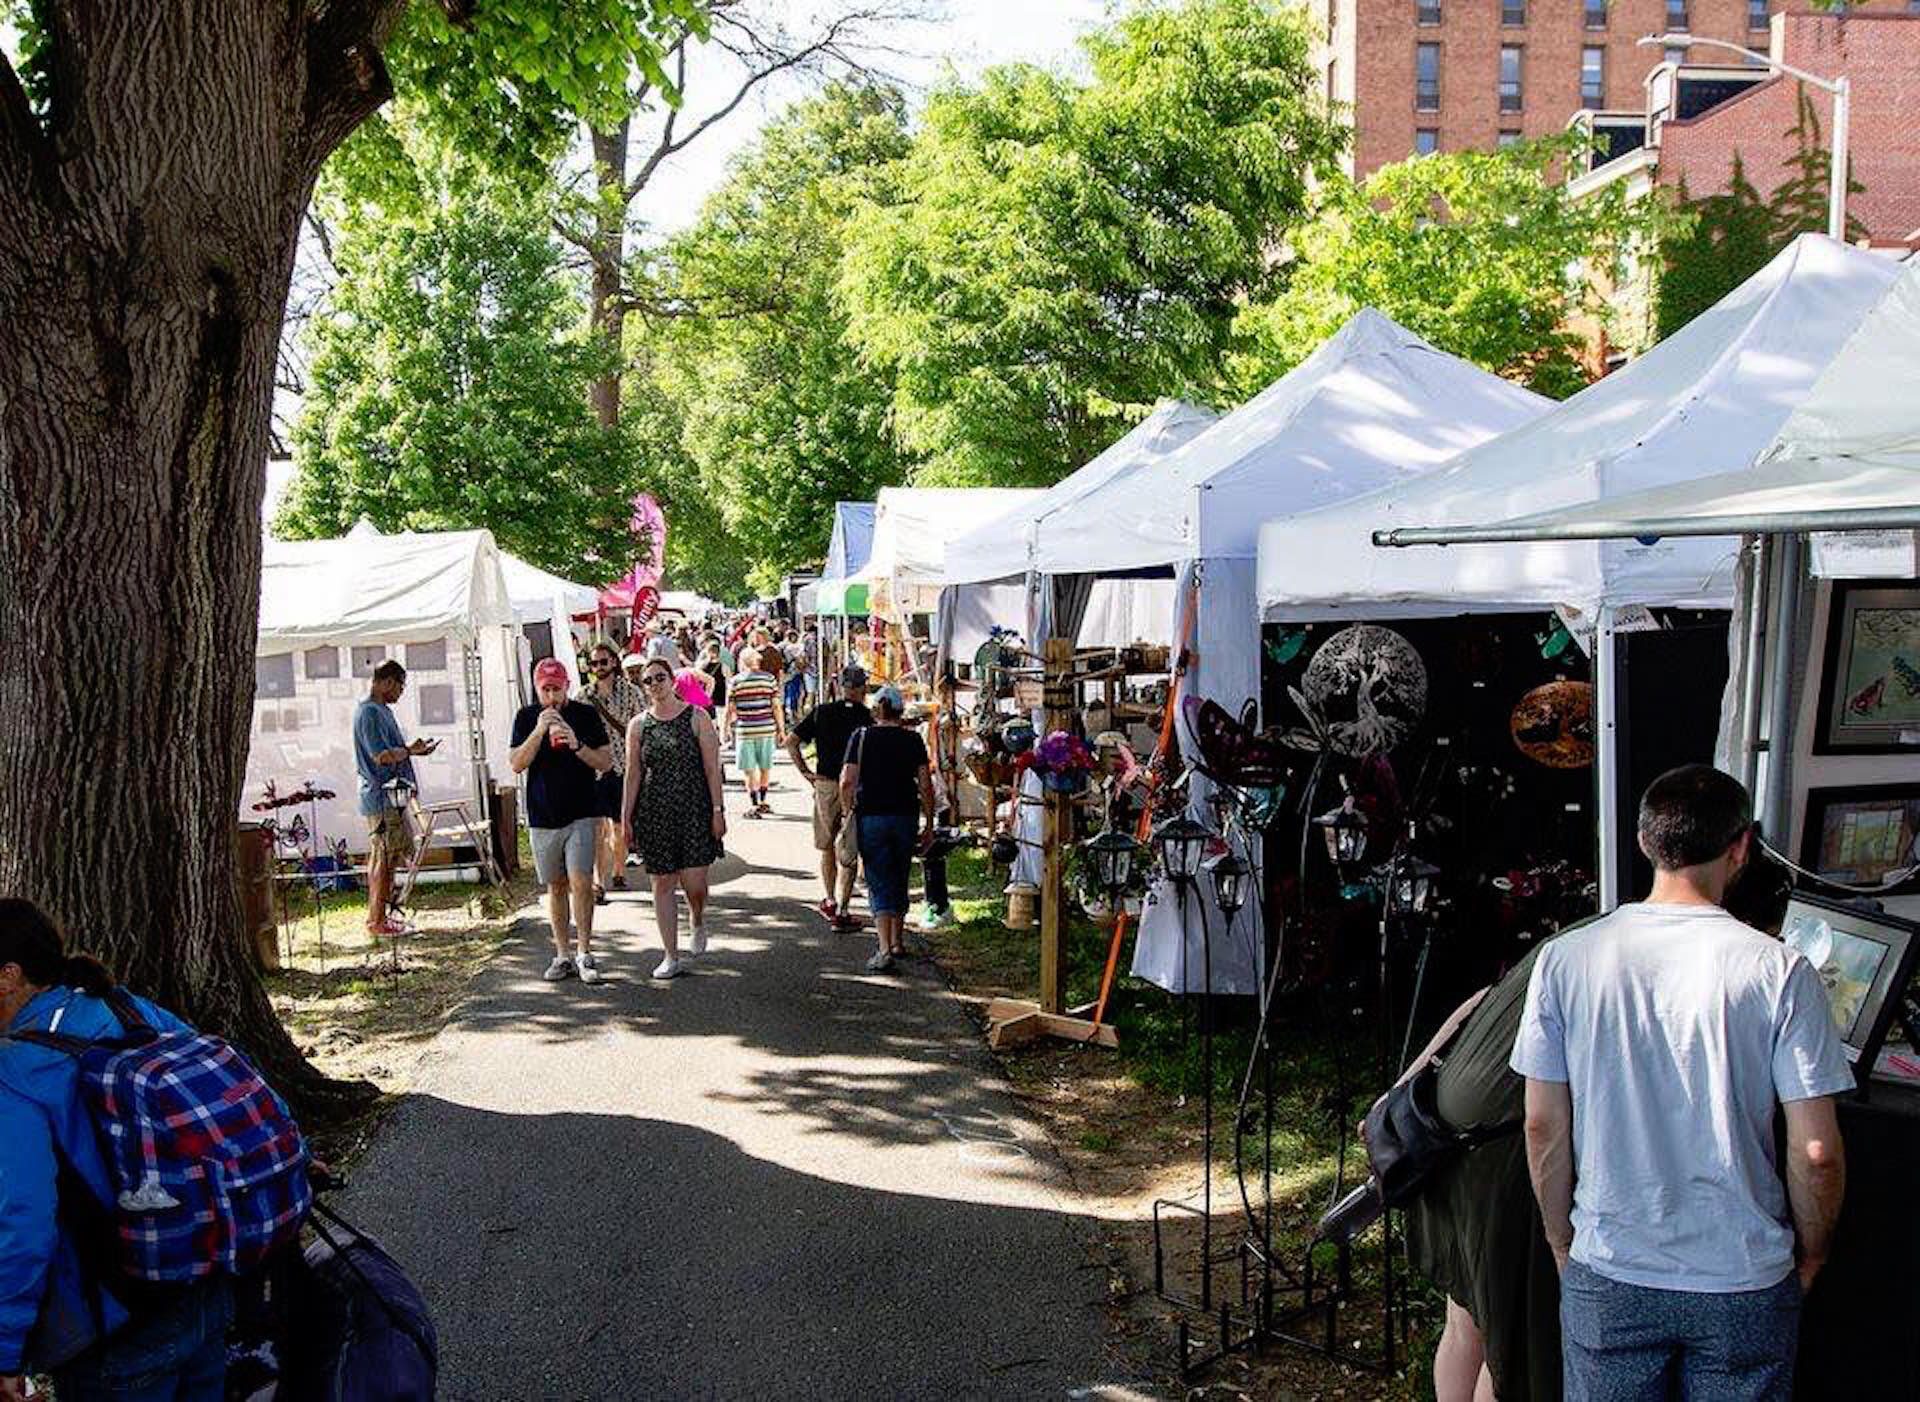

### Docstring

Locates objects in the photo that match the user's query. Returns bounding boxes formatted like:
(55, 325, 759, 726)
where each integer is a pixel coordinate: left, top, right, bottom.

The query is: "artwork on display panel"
(1814, 581, 1920, 754)
(1800, 784, 1920, 894)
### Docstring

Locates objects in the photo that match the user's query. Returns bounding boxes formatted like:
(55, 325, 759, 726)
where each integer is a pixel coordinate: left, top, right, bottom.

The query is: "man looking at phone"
(354, 659, 437, 937)
(1513, 766, 1852, 1401)
(511, 658, 614, 983)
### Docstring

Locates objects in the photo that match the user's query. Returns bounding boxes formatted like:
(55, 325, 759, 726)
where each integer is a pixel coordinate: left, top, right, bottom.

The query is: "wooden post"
(1039, 637, 1074, 1014)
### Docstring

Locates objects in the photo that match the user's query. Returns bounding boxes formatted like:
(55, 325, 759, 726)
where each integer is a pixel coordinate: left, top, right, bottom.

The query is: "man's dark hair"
(1637, 764, 1752, 870)
(372, 660, 407, 685)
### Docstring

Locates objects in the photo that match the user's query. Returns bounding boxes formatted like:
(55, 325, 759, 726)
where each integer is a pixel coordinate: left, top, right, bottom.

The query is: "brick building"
(1317, 0, 1914, 179)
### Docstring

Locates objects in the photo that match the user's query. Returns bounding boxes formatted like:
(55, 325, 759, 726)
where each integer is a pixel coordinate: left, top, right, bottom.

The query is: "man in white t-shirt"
(1512, 765, 1853, 1401)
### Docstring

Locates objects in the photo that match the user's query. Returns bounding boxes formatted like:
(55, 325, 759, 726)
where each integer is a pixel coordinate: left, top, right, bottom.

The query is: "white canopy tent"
(250, 524, 523, 857)
(1259, 236, 1905, 623)
(1374, 260, 1920, 554)
(1257, 235, 1904, 906)
(941, 401, 1219, 663)
(855, 487, 1042, 618)
(500, 553, 597, 693)
(1022, 311, 1553, 995)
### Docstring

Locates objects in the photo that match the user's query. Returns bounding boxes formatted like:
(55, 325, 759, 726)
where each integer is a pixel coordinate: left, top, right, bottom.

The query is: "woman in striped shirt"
(723, 648, 786, 817)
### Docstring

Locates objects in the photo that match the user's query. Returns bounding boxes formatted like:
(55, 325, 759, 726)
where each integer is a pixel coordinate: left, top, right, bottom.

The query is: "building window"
(1415, 128, 1439, 155)
(1584, 0, 1606, 28)
(1498, 129, 1523, 148)
(1499, 46, 1523, 113)
(1416, 43, 1441, 110)
(1747, 0, 1767, 27)
(1664, 44, 1688, 66)
(1416, 0, 1440, 26)
(1666, 0, 1688, 31)
(1581, 46, 1605, 106)
(1502, 0, 1526, 26)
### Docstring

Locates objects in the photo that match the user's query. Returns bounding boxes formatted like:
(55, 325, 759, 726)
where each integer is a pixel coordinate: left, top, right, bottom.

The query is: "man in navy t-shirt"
(510, 658, 613, 983)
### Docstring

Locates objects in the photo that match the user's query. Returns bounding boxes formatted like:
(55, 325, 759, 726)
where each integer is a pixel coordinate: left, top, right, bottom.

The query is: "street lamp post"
(1639, 32, 1850, 240)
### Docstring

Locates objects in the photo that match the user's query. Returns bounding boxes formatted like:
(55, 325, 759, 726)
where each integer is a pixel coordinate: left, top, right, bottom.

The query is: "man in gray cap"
(788, 664, 873, 929)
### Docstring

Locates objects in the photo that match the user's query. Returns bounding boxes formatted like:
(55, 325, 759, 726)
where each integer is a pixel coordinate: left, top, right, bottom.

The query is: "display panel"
(1780, 892, 1920, 1069)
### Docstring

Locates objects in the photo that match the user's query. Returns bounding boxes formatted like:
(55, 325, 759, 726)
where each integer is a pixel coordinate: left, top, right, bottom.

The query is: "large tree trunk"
(0, 3, 402, 1117)
(588, 118, 632, 428)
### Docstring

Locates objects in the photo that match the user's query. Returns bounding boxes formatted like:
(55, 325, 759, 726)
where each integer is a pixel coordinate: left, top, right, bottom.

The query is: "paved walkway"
(343, 756, 1145, 1400)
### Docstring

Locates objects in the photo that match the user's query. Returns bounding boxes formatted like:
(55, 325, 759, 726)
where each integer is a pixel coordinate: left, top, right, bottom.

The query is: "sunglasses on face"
(592, 659, 616, 671)
(643, 673, 674, 687)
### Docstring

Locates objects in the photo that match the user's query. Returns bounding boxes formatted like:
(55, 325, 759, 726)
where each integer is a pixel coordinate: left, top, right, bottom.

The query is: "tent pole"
(1596, 609, 1621, 911)
(1737, 534, 1773, 797)
(1758, 533, 1804, 838)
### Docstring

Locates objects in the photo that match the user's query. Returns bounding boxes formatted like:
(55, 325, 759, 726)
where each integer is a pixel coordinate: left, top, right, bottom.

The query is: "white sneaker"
(577, 953, 604, 985)
(542, 956, 575, 982)
(864, 949, 895, 973)
(652, 957, 686, 980)
(690, 923, 709, 958)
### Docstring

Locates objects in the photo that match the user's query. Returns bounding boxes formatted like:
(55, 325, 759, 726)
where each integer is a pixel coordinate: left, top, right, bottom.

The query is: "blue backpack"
(11, 988, 312, 1284)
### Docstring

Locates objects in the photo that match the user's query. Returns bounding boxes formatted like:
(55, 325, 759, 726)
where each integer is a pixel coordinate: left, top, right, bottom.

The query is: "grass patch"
(265, 841, 540, 1160)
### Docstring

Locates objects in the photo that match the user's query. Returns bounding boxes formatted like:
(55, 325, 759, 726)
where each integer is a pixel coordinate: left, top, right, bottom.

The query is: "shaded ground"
(334, 772, 1152, 1400)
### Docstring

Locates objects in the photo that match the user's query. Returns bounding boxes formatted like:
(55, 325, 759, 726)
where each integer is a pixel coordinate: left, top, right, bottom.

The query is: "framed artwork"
(303, 646, 341, 680)
(255, 654, 296, 701)
(1814, 582, 1920, 755)
(1800, 784, 1920, 893)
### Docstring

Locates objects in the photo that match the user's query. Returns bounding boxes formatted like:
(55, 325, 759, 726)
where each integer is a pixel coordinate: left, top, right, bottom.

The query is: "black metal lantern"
(1083, 826, 1142, 897)
(1204, 847, 1251, 917)
(1392, 858, 1441, 914)
(1313, 800, 1369, 865)
(1153, 813, 1213, 884)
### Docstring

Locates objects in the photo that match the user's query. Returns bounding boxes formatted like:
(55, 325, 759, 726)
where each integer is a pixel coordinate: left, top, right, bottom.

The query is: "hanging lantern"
(1313, 800, 1370, 864)
(1153, 813, 1213, 883)
(1205, 848, 1252, 917)
(1083, 827, 1143, 898)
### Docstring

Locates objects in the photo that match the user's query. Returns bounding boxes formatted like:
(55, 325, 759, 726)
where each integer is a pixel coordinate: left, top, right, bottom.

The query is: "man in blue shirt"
(353, 660, 436, 936)
(1514, 766, 1853, 1401)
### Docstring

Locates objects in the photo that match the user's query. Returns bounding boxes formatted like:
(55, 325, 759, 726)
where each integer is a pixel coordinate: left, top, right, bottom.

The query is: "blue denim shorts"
(858, 813, 919, 916)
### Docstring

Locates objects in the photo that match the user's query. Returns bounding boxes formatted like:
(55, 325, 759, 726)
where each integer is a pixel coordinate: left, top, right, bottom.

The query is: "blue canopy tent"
(823, 501, 877, 583)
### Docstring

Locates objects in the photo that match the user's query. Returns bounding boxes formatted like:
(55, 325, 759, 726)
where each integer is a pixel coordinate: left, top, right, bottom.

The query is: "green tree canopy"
(838, 0, 1344, 485)
(1232, 134, 1671, 401)
(636, 83, 914, 595)
(278, 183, 639, 580)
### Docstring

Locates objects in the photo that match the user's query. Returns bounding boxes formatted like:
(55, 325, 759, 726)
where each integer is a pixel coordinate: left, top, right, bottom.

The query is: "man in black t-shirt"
(788, 664, 873, 930)
(510, 658, 613, 983)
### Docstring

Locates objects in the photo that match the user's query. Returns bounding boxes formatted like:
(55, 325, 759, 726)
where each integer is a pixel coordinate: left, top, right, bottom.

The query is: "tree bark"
(0, 2, 403, 1118)
(587, 118, 632, 429)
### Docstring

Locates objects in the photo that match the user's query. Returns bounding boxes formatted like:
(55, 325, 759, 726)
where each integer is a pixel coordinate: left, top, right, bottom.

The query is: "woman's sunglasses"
(643, 672, 674, 687)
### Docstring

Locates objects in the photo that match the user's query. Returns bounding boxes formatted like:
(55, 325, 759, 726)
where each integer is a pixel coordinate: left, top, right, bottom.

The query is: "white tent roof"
(856, 486, 1043, 590)
(1033, 309, 1550, 575)
(944, 400, 1220, 585)
(660, 590, 724, 617)
(500, 553, 598, 622)
(259, 524, 516, 650)
(1258, 235, 1905, 619)
(1374, 262, 1920, 545)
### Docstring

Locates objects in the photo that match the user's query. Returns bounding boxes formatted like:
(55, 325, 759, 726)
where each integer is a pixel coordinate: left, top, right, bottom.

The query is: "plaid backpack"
(11, 988, 312, 1284)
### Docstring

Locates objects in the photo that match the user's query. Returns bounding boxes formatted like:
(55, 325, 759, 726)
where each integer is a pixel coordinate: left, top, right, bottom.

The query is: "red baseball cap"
(533, 658, 570, 689)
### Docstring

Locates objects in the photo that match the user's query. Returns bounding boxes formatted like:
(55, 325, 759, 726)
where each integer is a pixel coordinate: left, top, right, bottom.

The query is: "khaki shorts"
(366, 809, 415, 864)
(812, 779, 859, 867)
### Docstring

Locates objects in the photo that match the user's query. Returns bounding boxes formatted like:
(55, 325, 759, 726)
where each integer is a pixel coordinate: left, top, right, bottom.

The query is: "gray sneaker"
(542, 956, 575, 982)
(577, 953, 604, 985)
(864, 949, 895, 973)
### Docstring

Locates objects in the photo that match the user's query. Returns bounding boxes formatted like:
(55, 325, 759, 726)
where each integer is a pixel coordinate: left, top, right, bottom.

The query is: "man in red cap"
(510, 658, 614, 983)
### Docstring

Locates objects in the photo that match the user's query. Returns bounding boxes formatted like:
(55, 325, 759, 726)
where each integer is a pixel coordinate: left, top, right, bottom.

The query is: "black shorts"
(596, 770, 625, 821)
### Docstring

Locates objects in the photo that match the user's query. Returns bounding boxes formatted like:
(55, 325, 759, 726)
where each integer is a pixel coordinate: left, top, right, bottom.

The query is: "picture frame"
(1800, 784, 1920, 894)
(1813, 581, 1920, 755)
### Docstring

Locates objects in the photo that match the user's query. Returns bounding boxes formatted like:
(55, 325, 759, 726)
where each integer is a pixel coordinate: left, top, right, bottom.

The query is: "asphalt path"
(342, 753, 1149, 1400)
